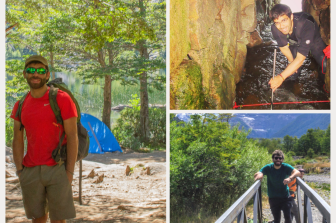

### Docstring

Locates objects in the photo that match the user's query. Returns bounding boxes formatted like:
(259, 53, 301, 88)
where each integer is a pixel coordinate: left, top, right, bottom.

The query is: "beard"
(26, 76, 47, 89)
(273, 160, 283, 167)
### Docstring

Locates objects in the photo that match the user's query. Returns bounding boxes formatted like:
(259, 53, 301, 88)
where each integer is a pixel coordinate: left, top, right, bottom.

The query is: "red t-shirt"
(10, 88, 77, 167)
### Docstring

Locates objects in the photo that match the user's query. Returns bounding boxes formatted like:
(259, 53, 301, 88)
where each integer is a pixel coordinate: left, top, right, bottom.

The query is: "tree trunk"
(97, 49, 112, 129)
(138, 0, 150, 143)
(139, 40, 150, 142)
(50, 50, 55, 80)
(102, 75, 112, 129)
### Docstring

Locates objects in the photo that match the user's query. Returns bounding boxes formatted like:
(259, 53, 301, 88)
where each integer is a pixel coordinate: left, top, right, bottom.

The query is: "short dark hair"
(270, 4, 292, 21)
(272, 150, 284, 159)
(24, 60, 49, 72)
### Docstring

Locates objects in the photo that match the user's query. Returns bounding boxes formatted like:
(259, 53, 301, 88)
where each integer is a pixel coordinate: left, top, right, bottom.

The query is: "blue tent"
(80, 113, 122, 154)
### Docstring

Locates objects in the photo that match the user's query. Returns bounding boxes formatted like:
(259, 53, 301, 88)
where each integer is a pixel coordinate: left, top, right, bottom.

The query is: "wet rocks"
(170, 0, 280, 109)
(241, 0, 257, 32)
(319, 7, 330, 45)
(171, 0, 248, 109)
(302, 0, 330, 91)
(247, 30, 263, 48)
(310, 0, 329, 11)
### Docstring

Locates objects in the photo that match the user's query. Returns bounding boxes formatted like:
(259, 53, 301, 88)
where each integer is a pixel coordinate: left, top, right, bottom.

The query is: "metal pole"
(271, 48, 277, 110)
(88, 122, 103, 153)
(297, 185, 303, 223)
(79, 160, 82, 205)
(258, 185, 263, 223)
(253, 191, 258, 223)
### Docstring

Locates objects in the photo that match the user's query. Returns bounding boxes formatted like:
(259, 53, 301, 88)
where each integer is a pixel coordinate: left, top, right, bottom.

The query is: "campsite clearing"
(6, 147, 166, 223)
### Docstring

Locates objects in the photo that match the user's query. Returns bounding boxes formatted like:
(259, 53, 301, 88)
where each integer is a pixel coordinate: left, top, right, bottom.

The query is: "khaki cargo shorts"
(19, 164, 76, 220)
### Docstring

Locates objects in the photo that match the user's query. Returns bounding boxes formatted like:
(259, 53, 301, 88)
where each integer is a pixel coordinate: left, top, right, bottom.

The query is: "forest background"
(170, 113, 330, 222)
(5, 0, 166, 151)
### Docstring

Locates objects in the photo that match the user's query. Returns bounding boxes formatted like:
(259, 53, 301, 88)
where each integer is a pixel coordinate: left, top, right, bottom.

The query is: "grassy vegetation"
(293, 156, 330, 174)
(306, 182, 330, 191)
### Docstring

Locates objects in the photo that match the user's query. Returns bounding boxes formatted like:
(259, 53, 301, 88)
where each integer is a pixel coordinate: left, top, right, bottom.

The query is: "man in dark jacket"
(268, 4, 327, 91)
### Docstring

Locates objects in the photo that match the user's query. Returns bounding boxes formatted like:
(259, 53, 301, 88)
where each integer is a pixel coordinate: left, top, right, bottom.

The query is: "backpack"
(15, 78, 90, 165)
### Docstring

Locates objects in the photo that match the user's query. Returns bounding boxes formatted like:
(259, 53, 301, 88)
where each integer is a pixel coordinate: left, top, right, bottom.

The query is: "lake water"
(56, 71, 166, 128)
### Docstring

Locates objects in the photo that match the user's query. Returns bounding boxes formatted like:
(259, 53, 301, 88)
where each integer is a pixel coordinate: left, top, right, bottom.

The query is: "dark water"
(236, 25, 330, 110)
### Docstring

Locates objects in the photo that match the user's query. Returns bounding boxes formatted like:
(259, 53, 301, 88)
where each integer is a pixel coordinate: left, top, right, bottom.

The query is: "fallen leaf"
(87, 169, 96, 178)
(125, 165, 131, 176)
(93, 174, 104, 184)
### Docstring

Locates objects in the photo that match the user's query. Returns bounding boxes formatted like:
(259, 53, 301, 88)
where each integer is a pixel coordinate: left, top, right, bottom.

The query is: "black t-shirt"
(271, 12, 323, 57)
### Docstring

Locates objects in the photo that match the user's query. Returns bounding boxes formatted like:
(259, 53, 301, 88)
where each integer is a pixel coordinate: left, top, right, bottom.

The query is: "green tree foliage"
(283, 135, 295, 152)
(295, 127, 327, 156)
(218, 113, 236, 123)
(321, 125, 330, 155)
(112, 96, 165, 150)
(6, 0, 166, 135)
(170, 114, 269, 219)
(257, 138, 282, 154)
(257, 126, 330, 157)
(307, 148, 315, 158)
(5, 59, 30, 146)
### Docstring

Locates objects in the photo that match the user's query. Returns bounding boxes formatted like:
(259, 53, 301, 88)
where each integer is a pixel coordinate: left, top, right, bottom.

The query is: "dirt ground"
(6, 147, 166, 223)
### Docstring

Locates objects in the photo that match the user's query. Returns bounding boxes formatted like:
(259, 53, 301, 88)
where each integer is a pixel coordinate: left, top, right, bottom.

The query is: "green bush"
(6, 106, 14, 147)
(287, 151, 295, 158)
(294, 159, 306, 165)
(112, 106, 166, 151)
(307, 148, 315, 159)
(284, 153, 295, 166)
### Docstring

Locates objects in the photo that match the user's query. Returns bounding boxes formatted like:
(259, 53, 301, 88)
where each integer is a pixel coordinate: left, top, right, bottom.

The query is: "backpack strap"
(49, 85, 67, 166)
(15, 92, 29, 131)
(49, 85, 63, 125)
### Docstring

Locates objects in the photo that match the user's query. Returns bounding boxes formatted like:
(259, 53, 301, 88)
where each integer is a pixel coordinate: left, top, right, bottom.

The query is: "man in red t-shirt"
(11, 55, 78, 223)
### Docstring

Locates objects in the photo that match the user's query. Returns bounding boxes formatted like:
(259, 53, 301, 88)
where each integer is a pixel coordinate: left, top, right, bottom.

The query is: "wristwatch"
(16, 169, 23, 177)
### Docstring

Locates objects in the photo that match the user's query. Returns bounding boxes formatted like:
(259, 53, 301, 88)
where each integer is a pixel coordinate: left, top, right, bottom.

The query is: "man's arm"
(12, 120, 25, 175)
(269, 52, 306, 91)
(279, 45, 294, 62)
(283, 169, 301, 185)
(254, 172, 264, 181)
(63, 117, 78, 184)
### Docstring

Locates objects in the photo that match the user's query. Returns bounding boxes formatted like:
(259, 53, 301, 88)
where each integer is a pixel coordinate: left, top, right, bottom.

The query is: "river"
(236, 25, 330, 110)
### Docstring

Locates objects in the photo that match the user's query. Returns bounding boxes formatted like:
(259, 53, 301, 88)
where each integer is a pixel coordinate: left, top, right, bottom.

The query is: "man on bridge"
(268, 4, 328, 92)
(254, 150, 301, 223)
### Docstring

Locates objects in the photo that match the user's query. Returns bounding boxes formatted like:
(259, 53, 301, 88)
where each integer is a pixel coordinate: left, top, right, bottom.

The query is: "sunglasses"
(25, 67, 47, 75)
(273, 156, 283, 160)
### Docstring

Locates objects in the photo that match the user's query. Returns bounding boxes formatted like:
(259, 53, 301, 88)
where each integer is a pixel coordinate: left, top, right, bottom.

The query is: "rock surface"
(247, 30, 263, 48)
(302, 0, 330, 91)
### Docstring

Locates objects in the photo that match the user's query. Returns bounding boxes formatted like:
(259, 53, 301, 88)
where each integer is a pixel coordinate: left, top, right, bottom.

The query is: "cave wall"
(170, 0, 277, 109)
(302, 0, 330, 92)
